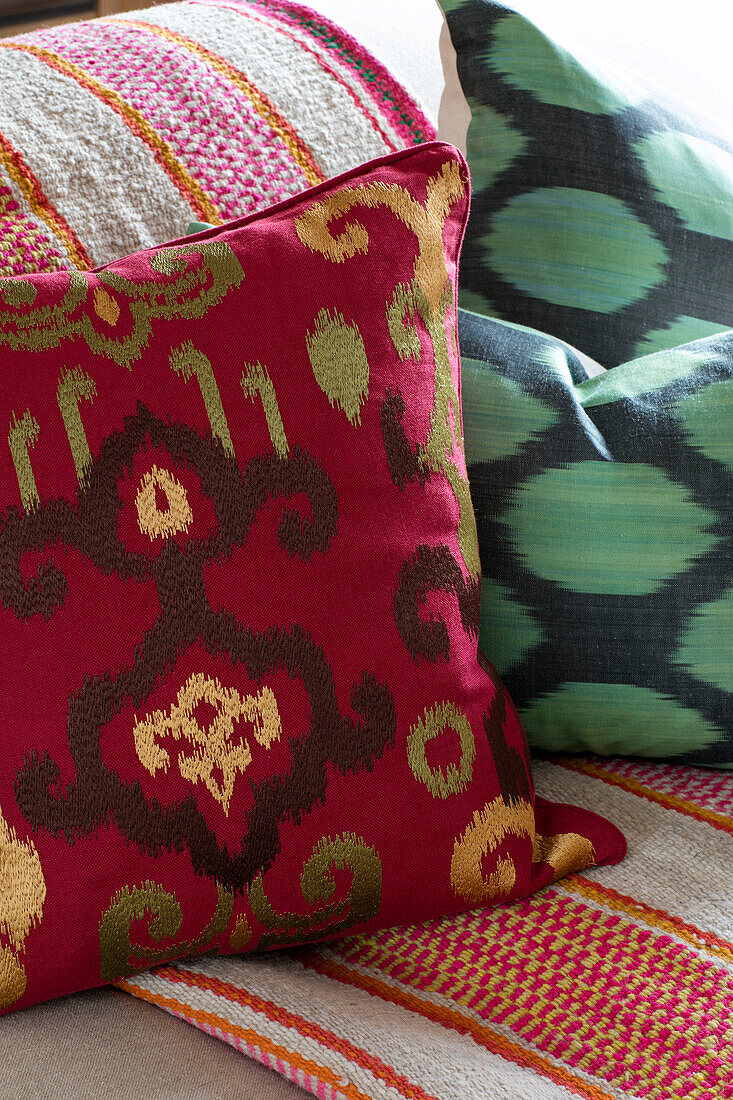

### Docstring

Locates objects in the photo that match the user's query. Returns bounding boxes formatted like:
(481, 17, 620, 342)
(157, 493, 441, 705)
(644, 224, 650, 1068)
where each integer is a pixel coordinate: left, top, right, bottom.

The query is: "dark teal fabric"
(459, 307, 733, 766)
(441, 1, 733, 367)
(183, 224, 733, 765)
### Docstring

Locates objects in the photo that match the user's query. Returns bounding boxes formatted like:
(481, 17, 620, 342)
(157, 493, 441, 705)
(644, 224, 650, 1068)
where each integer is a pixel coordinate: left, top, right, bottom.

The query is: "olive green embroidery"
(248, 834, 382, 950)
(295, 161, 479, 573)
(421, 287, 480, 576)
(8, 409, 40, 512)
(389, 279, 480, 575)
(0, 280, 35, 308)
(98, 880, 233, 981)
(407, 701, 476, 799)
(387, 282, 422, 363)
(240, 361, 288, 457)
(169, 342, 234, 456)
(57, 367, 96, 487)
(0, 242, 244, 367)
(305, 309, 370, 426)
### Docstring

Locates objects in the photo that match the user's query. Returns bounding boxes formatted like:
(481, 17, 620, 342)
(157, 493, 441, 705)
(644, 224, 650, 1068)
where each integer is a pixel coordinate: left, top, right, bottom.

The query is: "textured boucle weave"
(0, 0, 434, 275)
(121, 756, 733, 1100)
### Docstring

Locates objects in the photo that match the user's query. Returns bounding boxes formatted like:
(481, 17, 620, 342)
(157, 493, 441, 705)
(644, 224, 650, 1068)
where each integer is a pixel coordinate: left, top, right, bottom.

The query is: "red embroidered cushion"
(0, 143, 624, 1013)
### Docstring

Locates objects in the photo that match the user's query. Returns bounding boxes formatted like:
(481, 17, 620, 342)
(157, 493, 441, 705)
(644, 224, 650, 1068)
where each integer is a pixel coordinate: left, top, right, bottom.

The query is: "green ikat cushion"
(440, 0, 733, 367)
(459, 307, 733, 766)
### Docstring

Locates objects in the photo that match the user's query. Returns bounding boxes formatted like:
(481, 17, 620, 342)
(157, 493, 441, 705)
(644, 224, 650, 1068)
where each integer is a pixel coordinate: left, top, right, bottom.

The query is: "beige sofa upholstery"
(0, 988, 302, 1099)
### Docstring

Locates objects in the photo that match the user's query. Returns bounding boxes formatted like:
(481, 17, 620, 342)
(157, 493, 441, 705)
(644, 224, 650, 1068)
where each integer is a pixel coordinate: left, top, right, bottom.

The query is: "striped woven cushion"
(0, 0, 434, 276)
(120, 756, 733, 1099)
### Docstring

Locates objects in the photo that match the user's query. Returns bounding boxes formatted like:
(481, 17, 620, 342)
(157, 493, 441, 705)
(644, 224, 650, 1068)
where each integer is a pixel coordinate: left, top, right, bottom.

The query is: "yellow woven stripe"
(2, 42, 220, 224)
(121, 19, 326, 187)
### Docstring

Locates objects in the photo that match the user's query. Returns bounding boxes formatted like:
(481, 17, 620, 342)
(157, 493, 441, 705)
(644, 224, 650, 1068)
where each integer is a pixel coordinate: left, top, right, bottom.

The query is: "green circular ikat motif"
(636, 131, 733, 241)
(465, 103, 527, 190)
(479, 577, 544, 677)
(502, 461, 720, 596)
(674, 588, 733, 696)
(440, 1, 733, 366)
(521, 683, 724, 757)
(632, 317, 732, 359)
(488, 13, 644, 116)
(462, 356, 558, 465)
(458, 304, 733, 766)
(674, 377, 733, 472)
(483, 189, 669, 315)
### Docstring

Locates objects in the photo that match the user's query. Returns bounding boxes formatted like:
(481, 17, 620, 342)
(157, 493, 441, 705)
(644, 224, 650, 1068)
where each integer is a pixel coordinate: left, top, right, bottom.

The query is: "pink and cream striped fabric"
(0, 0, 434, 276)
(121, 755, 733, 1100)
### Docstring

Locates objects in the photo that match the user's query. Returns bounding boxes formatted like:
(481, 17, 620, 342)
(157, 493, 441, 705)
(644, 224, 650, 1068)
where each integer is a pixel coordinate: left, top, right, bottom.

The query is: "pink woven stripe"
(331, 894, 733, 1098)
(29, 19, 310, 219)
(0, 177, 68, 276)
(204, 0, 435, 147)
(585, 756, 733, 817)
(194, 0, 399, 153)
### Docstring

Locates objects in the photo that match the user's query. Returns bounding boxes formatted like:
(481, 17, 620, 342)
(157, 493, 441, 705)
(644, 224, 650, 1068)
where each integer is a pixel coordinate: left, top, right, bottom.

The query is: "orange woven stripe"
(554, 757, 733, 835)
(123, 19, 326, 187)
(563, 874, 733, 964)
(0, 130, 91, 270)
(300, 952, 617, 1100)
(115, 978, 374, 1100)
(161, 964, 437, 1100)
(2, 42, 219, 224)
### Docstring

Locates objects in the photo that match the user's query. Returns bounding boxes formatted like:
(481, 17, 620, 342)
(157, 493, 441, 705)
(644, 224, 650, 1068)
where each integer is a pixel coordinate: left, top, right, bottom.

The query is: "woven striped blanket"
(120, 755, 733, 1100)
(0, 0, 434, 276)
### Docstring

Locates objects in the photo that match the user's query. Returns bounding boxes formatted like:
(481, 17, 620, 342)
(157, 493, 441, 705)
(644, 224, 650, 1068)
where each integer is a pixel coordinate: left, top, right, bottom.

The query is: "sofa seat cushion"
(0, 986, 302, 1099)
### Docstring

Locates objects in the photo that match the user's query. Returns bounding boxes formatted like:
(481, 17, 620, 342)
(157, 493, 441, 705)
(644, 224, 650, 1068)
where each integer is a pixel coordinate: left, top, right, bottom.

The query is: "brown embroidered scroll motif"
(481, 670, 532, 805)
(393, 543, 480, 663)
(7, 407, 396, 892)
(379, 389, 426, 491)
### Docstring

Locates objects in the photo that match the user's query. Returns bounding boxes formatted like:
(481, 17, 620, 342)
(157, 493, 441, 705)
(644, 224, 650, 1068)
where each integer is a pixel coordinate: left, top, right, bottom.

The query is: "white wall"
(510, 0, 732, 131)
